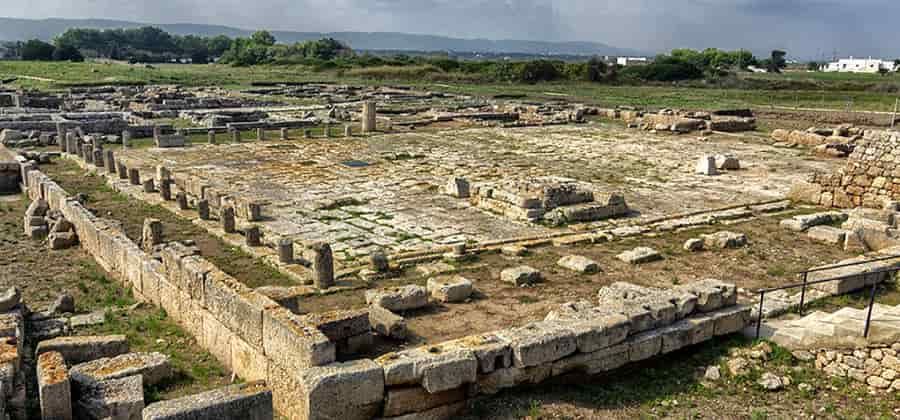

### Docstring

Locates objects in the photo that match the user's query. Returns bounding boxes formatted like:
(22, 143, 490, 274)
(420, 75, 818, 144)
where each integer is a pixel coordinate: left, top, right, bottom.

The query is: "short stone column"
(152, 125, 161, 142)
(208, 130, 217, 144)
(245, 202, 262, 222)
(371, 249, 389, 273)
(83, 145, 94, 164)
(65, 132, 76, 154)
(105, 150, 116, 174)
(122, 130, 131, 149)
(362, 101, 377, 133)
(142, 218, 163, 251)
(142, 178, 155, 193)
(310, 242, 335, 289)
(159, 181, 172, 201)
(117, 162, 128, 180)
(257, 127, 266, 141)
(197, 200, 211, 220)
(175, 192, 189, 210)
(37, 351, 72, 420)
(232, 129, 240, 143)
(245, 226, 261, 246)
(92, 149, 104, 168)
(56, 124, 66, 152)
(344, 125, 352, 137)
(277, 239, 293, 264)
(323, 124, 331, 138)
(280, 128, 288, 140)
(221, 206, 236, 233)
(128, 168, 140, 186)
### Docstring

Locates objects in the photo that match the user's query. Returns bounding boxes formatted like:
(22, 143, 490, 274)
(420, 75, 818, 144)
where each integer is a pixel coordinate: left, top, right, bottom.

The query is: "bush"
(51, 43, 84, 62)
(21, 39, 55, 61)
(518, 60, 563, 83)
(621, 56, 703, 81)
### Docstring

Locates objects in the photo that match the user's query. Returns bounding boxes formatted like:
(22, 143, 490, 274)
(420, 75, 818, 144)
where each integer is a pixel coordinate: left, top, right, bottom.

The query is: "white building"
(824, 57, 896, 73)
(616, 56, 649, 67)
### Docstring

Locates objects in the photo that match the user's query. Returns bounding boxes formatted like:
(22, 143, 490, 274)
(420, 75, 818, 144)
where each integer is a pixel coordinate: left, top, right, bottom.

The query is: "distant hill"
(0, 17, 644, 57)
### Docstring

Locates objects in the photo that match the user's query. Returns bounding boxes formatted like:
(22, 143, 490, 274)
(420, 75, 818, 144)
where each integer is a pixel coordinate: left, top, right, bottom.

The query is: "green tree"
(586, 57, 608, 82)
(51, 42, 84, 62)
(207, 35, 233, 58)
(251, 31, 276, 47)
(806, 61, 820, 71)
(21, 39, 55, 61)
(767, 50, 787, 73)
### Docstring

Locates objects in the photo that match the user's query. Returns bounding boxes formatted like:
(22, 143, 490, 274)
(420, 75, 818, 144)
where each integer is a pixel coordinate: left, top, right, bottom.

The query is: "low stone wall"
(815, 343, 900, 391)
(40, 147, 754, 420)
(22, 164, 337, 419)
(790, 130, 900, 209)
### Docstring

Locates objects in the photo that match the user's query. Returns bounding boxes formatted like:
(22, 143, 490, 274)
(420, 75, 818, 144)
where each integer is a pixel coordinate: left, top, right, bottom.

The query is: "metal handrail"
(754, 256, 900, 340)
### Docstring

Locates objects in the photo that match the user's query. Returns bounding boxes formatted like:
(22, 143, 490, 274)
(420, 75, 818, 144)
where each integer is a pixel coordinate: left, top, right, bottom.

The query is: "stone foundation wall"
(35, 147, 754, 420)
(815, 344, 900, 391)
(790, 130, 900, 209)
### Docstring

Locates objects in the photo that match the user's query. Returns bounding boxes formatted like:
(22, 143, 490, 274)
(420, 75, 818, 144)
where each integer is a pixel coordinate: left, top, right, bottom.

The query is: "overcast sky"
(4, 0, 899, 58)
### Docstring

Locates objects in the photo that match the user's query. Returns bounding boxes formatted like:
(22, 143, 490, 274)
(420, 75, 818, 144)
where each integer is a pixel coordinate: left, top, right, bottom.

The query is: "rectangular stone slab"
(141, 382, 272, 420)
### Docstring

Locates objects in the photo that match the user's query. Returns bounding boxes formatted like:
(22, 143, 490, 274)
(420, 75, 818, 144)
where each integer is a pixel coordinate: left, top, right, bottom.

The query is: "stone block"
(382, 386, 466, 418)
(674, 279, 737, 312)
(202, 271, 267, 349)
(711, 305, 751, 336)
(202, 311, 234, 372)
(37, 351, 72, 420)
(370, 305, 407, 339)
(627, 329, 663, 362)
(700, 231, 748, 249)
(141, 382, 272, 420)
(426, 277, 474, 303)
(500, 266, 542, 286)
(616, 247, 662, 264)
(230, 336, 268, 383)
(567, 313, 630, 353)
(76, 375, 144, 420)
(496, 321, 577, 368)
(550, 342, 629, 376)
(696, 155, 718, 175)
(304, 309, 371, 342)
(297, 360, 384, 420)
(441, 333, 512, 374)
(71, 352, 172, 389)
(807, 225, 849, 245)
(36, 335, 129, 365)
(556, 255, 601, 274)
(445, 177, 470, 198)
(366, 286, 428, 312)
(262, 307, 335, 372)
(379, 402, 466, 420)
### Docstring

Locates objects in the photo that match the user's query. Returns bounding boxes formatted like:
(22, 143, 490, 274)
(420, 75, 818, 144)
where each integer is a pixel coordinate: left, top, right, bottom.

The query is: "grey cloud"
(3, 0, 898, 58)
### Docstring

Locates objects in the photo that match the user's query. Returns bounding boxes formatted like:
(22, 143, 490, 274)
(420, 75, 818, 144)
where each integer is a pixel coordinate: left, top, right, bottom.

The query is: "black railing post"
(756, 290, 765, 340)
(864, 275, 878, 339)
(798, 272, 809, 315)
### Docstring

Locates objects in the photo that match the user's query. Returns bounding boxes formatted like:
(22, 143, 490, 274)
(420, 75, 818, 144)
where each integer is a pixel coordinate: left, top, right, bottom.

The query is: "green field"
(1, 60, 898, 112)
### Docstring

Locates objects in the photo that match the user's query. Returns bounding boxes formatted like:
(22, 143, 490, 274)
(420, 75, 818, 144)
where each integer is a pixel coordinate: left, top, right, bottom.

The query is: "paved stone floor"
(117, 123, 840, 263)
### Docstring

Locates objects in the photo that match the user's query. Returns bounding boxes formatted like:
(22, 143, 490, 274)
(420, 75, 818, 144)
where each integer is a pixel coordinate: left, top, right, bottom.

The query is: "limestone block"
(36, 335, 128, 365)
(500, 266, 542, 286)
(76, 375, 144, 420)
(382, 386, 466, 418)
(378, 401, 466, 420)
(700, 231, 748, 249)
(0, 287, 21, 312)
(556, 255, 600, 274)
(262, 307, 335, 372)
(37, 351, 72, 420)
(445, 177, 470, 198)
(616, 247, 662, 264)
(426, 277, 474, 303)
(297, 360, 384, 420)
(418, 350, 478, 394)
(70, 352, 172, 389)
(683, 238, 704, 252)
(566, 313, 630, 353)
(366, 286, 429, 312)
(807, 225, 848, 245)
(550, 342, 629, 376)
(496, 321, 577, 368)
(627, 329, 663, 362)
(715, 154, 741, 170)
(370, 305, 407, 339)
(441, 333, 512, 374)
(230, 336, 268, 383)
(710, 305, 751, 336)
(304, 309, 371, 342)
(696, 155, 718, 175)
(141, 382, 272, 420)
(202, 271, 269, 349)
(202, 310, 235, 372)
(675, 279, 737, 312)
(780, 211, 848, 232)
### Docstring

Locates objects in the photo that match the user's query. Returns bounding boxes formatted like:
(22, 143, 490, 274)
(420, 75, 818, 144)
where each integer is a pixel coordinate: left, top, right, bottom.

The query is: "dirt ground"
(304, 210, 856, 354)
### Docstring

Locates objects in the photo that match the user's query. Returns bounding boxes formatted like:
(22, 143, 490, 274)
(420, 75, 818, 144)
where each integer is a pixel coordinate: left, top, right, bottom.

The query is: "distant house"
(616, 56, 650, 67)
(747, 65, 768, 73)
(823, 57, 896, 73)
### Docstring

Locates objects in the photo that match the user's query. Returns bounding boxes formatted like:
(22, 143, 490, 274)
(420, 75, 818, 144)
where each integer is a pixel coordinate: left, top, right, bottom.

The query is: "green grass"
(2, 60, 898, 112)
